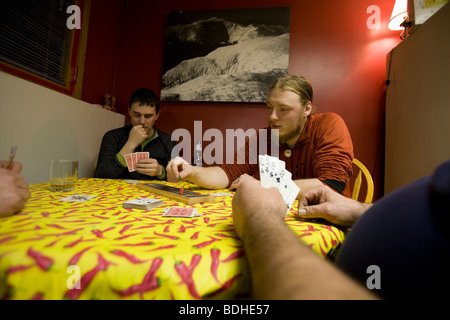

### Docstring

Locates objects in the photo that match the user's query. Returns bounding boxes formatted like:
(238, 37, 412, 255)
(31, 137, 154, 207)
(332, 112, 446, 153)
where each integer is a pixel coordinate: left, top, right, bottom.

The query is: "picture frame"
(161, 7, 290, 103)
(410, 0, 448, 25)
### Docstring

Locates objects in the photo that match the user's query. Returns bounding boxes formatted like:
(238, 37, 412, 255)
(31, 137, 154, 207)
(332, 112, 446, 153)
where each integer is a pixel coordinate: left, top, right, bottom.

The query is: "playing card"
(265, 155, 275, 187)
(270, 158, 285, 188)
(258, 155, 265, 185)
(279, 176, 300, 214)
(125, 154, 135, 172)
(258, 154, 299, 215)
(162, 207, 202, 217)
(136, 152, 149, 162)
(211, 192, 234, 196)
(60, 195, 97, 202)
(124, 180, 141, 184)
(259, 155, 270, 187)
(131, 153, 137, 170)
(272, 167, 289, 189)
(259, 154, 284, 188)
(123, 197, 163, 210)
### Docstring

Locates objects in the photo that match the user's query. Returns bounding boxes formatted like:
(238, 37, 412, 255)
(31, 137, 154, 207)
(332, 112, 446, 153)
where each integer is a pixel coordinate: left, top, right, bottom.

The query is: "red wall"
(82, 0, 125, 104)
(82, 0, 401, 200)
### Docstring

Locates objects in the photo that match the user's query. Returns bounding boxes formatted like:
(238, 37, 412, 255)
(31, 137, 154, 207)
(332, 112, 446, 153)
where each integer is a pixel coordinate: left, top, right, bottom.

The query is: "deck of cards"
(162, 207, 202, 218)
(124, 152, 149, 172)
(259, 154, 300, 214)
(60, 195, 97, 202)
(123, 197, 163, 210)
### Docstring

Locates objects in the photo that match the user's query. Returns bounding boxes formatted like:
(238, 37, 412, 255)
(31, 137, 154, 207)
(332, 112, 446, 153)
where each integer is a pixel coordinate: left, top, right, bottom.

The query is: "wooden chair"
(351, 158, 374, 203)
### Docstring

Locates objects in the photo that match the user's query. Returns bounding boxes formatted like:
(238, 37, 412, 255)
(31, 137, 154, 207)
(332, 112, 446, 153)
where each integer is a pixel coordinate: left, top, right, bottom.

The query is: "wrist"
(185, 164, 199, 183)
(156, 165, 166, 179)
(119, 142, 137, 156)
(351, 202, 372, 224)
(359, 203, 373, 215)
(242, 208, 285, 245)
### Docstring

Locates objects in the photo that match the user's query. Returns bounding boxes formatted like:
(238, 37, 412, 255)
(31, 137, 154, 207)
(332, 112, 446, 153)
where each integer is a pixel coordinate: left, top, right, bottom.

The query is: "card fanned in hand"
(123, 197, 162, 210)
(124, 152, 150, 172)
(259, 154, 300, 214)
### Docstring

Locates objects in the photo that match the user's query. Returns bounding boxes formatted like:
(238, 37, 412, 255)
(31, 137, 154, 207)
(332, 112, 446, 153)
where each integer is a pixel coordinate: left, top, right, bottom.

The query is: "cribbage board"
(136, 183, 215, 204)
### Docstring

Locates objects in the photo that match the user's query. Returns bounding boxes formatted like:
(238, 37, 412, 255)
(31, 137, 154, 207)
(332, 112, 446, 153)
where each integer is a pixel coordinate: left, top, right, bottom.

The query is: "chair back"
(351, 158, 374, 203)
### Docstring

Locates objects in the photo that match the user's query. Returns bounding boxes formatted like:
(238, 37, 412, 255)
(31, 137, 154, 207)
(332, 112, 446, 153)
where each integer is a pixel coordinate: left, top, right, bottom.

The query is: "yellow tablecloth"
(0, 178, 346, 300)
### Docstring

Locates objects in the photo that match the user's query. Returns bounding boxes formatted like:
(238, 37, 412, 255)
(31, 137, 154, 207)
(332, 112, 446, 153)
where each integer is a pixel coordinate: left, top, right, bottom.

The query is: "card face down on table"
(123, 197, 163, 210)
(135, 183, 215, 205)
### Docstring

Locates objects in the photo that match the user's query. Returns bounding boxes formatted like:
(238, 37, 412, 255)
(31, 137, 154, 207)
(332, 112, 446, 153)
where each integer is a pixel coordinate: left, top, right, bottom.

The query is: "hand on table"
(166, 156, 194, 182)
(229, 173, 253, 190)
(297, 185, 371, 227)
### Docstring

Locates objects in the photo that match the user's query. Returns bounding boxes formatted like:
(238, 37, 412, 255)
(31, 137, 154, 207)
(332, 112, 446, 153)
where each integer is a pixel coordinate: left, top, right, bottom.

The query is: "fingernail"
(298, 208, 307, 216)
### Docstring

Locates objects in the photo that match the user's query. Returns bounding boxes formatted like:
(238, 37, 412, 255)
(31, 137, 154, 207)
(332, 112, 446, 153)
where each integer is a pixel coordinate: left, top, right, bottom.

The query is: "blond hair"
(270, 75, 314, 106)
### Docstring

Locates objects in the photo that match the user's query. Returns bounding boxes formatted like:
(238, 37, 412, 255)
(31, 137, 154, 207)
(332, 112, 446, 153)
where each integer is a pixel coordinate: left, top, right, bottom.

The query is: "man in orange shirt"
(167, 75, 354, 197)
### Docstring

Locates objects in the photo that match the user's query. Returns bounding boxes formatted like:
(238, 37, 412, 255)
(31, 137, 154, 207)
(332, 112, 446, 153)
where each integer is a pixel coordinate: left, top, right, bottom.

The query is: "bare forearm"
(242, 215, 377, 299)
(119, 142, 137, 156)
(187, 166, 230, 189)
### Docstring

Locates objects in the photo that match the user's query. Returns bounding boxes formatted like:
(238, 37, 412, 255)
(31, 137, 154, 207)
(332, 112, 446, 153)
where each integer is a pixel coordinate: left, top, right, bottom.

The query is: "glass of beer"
(49, 159, 78, 192)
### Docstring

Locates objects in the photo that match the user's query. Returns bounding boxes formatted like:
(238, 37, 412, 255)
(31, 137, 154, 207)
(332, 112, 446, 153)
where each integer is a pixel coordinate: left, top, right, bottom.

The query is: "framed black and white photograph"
(161, 7, 290, 103)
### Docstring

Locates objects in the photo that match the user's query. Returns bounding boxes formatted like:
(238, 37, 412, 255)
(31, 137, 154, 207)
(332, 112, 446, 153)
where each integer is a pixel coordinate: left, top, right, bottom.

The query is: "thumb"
(297, 205, 324, 219)
(178, 162, 189, 179)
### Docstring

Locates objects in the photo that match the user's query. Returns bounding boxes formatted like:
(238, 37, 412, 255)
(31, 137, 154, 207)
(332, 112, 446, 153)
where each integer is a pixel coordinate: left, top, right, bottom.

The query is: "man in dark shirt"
(94, 88, 174, 180)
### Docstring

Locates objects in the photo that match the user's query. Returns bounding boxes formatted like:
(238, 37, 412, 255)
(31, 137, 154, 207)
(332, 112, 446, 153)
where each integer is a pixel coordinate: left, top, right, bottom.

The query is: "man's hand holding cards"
(259, 155, 300, 214)
(125, 152, 149, 172)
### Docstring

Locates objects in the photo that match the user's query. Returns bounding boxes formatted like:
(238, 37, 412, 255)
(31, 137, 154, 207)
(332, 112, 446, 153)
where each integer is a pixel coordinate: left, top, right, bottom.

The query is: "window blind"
(0, 0, 75, 85)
